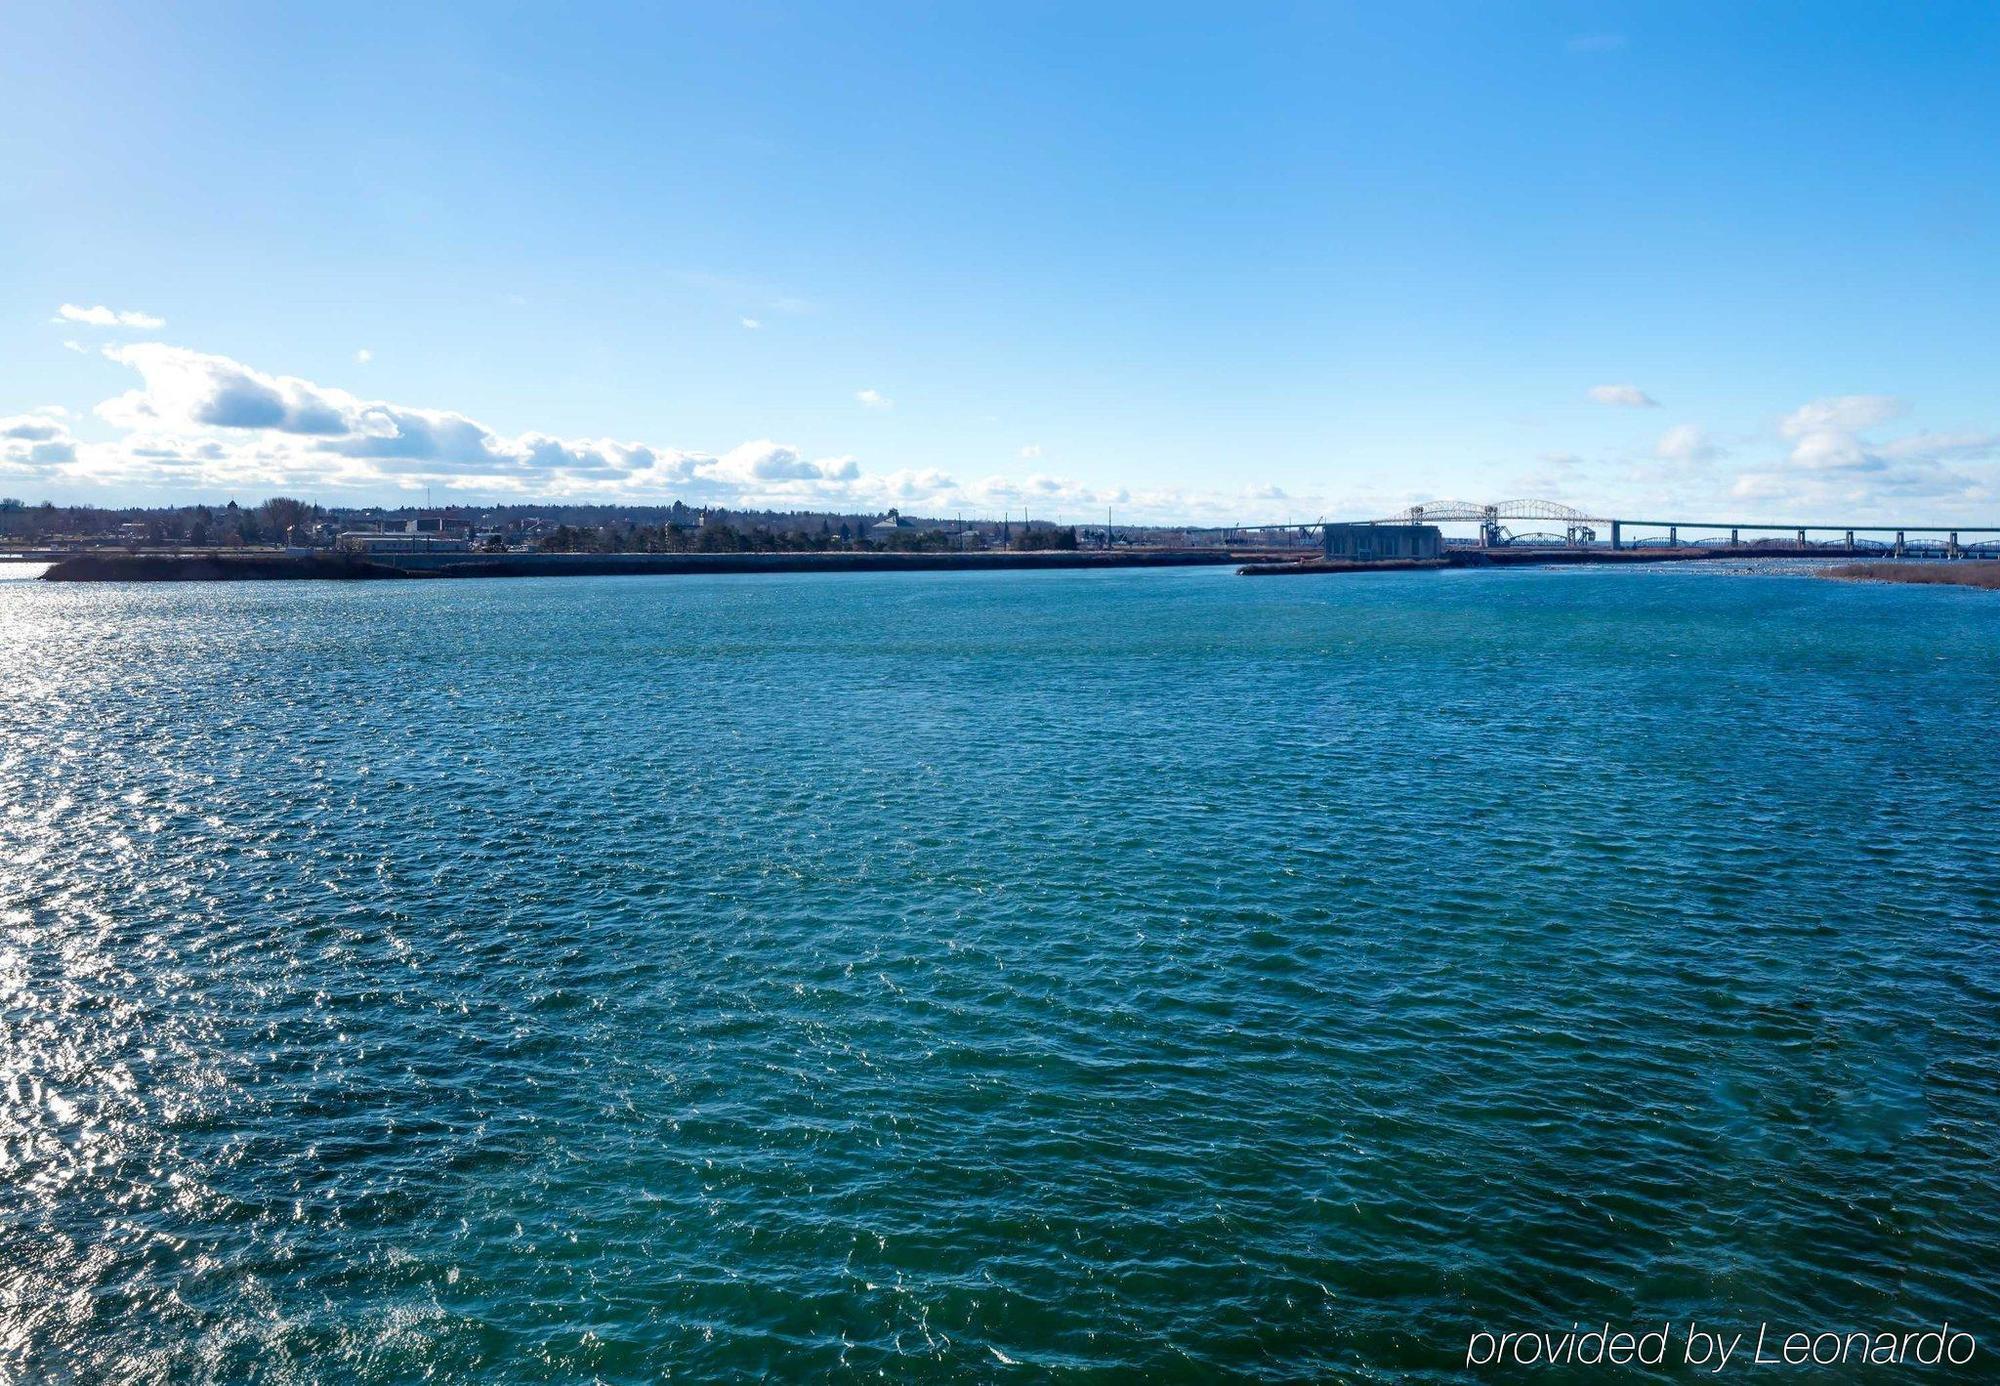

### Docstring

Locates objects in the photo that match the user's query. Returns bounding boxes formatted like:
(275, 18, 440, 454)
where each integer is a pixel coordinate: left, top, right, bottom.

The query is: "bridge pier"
(1731, 528, 1739, 546)
(1950, 531, 1961, 559)
(1895, 530, 1905, 557)
(1669, 525, 1678, 546)
(1796, 528, 1807, 549)
(1845, 530, 1854, 552)
(1609, 520, 1620, 551)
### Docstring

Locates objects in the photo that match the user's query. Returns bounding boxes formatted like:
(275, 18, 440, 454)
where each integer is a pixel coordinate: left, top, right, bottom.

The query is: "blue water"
(3, 565, 1997, 1380)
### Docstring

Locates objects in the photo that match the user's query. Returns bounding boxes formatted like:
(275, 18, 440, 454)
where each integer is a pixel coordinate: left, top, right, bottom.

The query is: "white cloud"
(1779, 394, 1905, 440)
(1, 410, 67, 442)
(1728, 394, 1998, 513)
(55, 303, 165, 329)
(707, 440, 861, 485)
(1588, 383, 1659, 408)
(877, 467, 957, 500)
(1018, 444, 1043, 459)
(1772, 397, 1910, 474)
(1878, 431, 2000, 464)
(355, 348, 373, 364)
(0, 409, 80, 475)
(1655, 424, 1721, 465)
(740, 318, 762, 330)
(98, 344, 358, 436)
(855, 388, 892, 409)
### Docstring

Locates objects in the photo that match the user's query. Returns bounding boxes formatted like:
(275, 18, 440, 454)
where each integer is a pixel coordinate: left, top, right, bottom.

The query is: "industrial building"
(1321, 523, 1443, 562)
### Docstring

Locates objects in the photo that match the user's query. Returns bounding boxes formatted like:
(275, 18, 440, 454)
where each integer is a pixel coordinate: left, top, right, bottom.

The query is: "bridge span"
(1378, 501, 2000, 555)
(1203, 500, 2000, 558)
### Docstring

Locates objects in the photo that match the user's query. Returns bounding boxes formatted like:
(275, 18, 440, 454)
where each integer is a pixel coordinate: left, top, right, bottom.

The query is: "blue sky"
(3, 2, 1997, 522)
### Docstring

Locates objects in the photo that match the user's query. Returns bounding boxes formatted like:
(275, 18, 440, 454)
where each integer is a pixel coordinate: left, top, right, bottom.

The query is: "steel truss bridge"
(1196, 499, 2000, 557)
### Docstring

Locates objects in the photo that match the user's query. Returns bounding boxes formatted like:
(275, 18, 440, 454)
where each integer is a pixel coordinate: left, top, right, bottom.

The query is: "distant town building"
(1322, 523, 1442, 561)
(338, 513, 468, 536)
(337, 532, 472, 554)
(869, 508, 919, 540)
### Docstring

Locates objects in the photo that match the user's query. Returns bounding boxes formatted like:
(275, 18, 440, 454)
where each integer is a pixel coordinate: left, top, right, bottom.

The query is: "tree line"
(0, 497, 321, 547)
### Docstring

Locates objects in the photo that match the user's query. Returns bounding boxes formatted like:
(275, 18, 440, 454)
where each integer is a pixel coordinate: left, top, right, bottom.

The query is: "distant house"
(869, 509, 920, 541)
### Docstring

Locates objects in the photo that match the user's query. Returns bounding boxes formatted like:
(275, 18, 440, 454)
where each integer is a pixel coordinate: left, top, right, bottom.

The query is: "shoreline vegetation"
(1820, 561, 2000, 590)
(38, 549, 1269, 583)
(0, 496, 1184, 555)
(45, 544, 1760, 583)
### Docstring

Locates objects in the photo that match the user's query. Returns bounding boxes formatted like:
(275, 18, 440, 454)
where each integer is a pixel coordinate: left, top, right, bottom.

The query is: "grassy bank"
(1820, 561, 2000, 590)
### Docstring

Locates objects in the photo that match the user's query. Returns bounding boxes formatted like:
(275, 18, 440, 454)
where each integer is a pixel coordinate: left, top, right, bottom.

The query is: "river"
(2, 563, 1995, 1380)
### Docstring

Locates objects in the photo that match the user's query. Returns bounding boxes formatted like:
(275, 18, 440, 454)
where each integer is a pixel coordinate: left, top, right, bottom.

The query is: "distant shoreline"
(38, 548, 1275, 583)
(44, 548, 1992, 586)
(1819, 560, 2000, 591)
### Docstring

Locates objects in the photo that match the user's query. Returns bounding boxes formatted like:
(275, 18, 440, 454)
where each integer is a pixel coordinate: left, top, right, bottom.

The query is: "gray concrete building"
(1322, 523, 1443, 561)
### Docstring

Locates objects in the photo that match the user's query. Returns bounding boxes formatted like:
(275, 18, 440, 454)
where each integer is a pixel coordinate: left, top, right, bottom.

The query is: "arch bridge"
(1375, 500, 1606, 548)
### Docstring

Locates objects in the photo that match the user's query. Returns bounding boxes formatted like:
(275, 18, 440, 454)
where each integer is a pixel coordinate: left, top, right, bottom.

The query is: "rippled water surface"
(3, 565, 1998, 1380)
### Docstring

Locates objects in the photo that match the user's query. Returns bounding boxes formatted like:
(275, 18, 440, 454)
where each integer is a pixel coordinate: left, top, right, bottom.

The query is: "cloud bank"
(12, 336, 1994, 523)
(1731, 394, 1998, 508)
(0, 341, 1295, 522)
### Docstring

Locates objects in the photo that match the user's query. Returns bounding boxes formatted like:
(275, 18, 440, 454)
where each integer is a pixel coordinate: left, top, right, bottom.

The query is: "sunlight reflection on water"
(2, 566, 1997, 1381)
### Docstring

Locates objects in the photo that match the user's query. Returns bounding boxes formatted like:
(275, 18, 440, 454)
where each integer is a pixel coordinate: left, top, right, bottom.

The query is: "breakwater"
(41, 548, 1275, 582)
(1452, 546, 1723, 566)
(1239, 547, 1727, 576)
(39, 551, 420, 581)
(1238, 557, 1451, 576)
